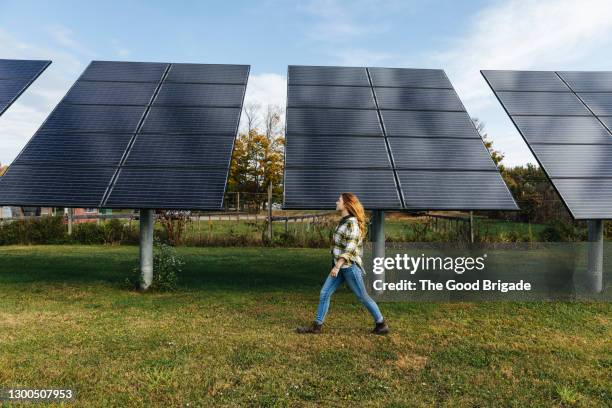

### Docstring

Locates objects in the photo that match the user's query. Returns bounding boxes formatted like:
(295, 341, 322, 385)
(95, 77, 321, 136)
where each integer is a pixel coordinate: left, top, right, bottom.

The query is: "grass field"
(0, 245, 610, 407)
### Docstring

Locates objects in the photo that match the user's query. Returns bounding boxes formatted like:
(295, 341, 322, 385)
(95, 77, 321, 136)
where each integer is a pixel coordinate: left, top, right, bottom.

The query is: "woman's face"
(336, 195, 344, 211)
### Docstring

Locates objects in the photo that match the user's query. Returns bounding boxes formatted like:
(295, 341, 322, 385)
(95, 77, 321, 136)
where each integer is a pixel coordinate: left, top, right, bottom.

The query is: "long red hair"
(341, 192, 367, 238)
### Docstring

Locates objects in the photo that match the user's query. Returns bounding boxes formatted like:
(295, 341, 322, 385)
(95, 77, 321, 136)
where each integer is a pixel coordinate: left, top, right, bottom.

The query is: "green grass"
(0, 245, 610, 407)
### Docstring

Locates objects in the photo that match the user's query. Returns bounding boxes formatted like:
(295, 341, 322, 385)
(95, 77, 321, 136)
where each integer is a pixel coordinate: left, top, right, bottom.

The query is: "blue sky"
(1, 0, 611, 166)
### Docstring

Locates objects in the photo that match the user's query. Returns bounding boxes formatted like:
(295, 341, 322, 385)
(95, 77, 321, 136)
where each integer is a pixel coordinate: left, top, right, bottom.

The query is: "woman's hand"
(330, 266, 340, 277)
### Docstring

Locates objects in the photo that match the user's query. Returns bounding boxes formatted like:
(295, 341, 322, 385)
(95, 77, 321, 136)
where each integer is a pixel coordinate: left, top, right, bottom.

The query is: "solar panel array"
(0, 59, 50, 116)
(284, 65, 518, 210)
(0, 61, 249, 209)
(482, 70, 612, 219)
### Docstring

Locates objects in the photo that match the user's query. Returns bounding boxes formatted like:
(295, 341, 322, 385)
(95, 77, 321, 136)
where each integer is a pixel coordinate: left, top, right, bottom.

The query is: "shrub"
(539, 220, 586, 242)
(72, 223, 105, 244)
(0, 216, 67, 245)
(103, 219, 137, 244)
(126, 239, 184, 291)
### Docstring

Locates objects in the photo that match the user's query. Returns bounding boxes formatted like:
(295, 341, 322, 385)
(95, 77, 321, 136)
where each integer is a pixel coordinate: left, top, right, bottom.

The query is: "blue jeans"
(315, 263, 384, 324)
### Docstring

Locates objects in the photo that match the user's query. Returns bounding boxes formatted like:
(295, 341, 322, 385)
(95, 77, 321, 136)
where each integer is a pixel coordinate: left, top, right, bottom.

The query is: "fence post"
(587, 220, 603, 293)
(470, 211, 474, 243)
(67, 208, 73, 235)
(267, 184, 273, 241)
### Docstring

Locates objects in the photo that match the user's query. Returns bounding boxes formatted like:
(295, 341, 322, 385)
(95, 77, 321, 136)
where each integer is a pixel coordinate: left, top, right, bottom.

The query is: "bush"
(72, 223, 105, 244)
(126, 239, 184, 291)
(539, 220, 586, 242)
(0, 216, 67, 245)
(103, 219, 138, 244)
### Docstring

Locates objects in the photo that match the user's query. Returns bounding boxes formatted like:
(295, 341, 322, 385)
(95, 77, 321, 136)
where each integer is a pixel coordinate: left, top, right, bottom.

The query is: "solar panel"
(482, 69, 612, 219)
(0, 60, 249, 210)
(0, 59, 50, 116)
(283, 65, 517, 210)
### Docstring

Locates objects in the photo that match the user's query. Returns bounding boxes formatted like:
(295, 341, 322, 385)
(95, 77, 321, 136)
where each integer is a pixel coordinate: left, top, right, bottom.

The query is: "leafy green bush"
(126, 239, 184, 291)
(0, 216, 67, 245)
(102, 219, 138, 244)
(72, 223, 105, 244)
(539, 220, 586, 242)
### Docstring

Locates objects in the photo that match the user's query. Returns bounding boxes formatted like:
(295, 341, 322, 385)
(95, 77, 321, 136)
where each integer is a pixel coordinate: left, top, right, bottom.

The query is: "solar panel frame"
(283, 65, 518, 211)
(0, 59, 50, 116)
(102, 63, 249, 209)
(482, 69, 612, 219)
(0, 60, 249, 210)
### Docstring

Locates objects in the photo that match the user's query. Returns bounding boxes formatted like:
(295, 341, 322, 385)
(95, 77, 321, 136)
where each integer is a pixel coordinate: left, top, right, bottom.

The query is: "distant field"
(0, 245, 609, 407)
(176, 214, 552, 243)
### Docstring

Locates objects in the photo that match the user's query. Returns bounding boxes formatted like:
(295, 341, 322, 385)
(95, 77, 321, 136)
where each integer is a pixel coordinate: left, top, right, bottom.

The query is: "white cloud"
(437, 0, 612, 108)
(334, 48, 404, 67)
(239, 73, 287, 132)
(46, 23, 94, 57)
(431, 0, 612, 166)
(116, 48, 131, 57)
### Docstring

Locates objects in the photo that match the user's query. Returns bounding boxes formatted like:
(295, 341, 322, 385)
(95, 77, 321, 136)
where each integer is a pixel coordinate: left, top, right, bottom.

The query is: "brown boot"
(372, 319, 389, 335)
(296, 321, 322, 334)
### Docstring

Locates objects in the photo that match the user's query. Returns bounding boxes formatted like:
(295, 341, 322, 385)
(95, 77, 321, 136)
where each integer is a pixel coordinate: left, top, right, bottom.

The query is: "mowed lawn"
(0, 246, 610, 407)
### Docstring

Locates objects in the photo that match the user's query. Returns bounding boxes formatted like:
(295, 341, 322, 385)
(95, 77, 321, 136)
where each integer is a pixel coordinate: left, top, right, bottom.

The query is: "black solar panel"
(369, 67, 452, 88)
(285, 135, 391, 168)
(79, 61, 167, 82)
(0, 165, 115, 207)
(288, 66, 369, 86)
(482, 69, 612, 219)
(104, 167, 229, 209)
(283, 65, 517, 210)
(284, 169, 401, 209)
(0, 59, 50, 116)
(0, 60, 249, 209)
(165, 63, 249, 84)
(398, 170, 516, 209)
(374, 87, 464, 111)
(557, 71, 612, 92)
(577, 93, 612, 116)
(153, 83, 245, 107)
(381, 111, 480, 138)
(495, 91, 590, 116)
(62, 81, 157, 105)
(287, 85, 376, 109)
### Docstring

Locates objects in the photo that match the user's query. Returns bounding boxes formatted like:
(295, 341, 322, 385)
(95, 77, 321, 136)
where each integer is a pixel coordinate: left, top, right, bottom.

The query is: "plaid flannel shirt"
(331, 215, 365, 274)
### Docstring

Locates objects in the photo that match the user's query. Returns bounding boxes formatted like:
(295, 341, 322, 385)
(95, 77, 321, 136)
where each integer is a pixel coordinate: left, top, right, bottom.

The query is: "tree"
(228, 104, 285, 209)
(0, 163, 7, 177)
(472, 117, 505, 170)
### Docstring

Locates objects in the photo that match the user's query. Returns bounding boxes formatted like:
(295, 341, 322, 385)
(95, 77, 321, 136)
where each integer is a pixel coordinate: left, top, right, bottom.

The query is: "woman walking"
(296, 192, 389, 335)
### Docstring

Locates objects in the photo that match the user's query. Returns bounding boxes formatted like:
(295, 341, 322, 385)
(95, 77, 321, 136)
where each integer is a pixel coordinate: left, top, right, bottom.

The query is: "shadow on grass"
(0, 245, 331, 292)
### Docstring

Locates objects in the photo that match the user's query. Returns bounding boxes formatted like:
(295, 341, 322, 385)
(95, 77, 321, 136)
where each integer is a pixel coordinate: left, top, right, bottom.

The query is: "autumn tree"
(228, 104, 285, 209)
(472, 117, 505, 170)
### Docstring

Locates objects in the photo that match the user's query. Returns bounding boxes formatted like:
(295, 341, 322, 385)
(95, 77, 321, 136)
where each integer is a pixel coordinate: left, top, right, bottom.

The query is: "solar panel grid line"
(365, 67, 405, 208)
(481, 70, 578, 217)
(481, 70, 612, 219)
(103, 64, 249, 209)
(5, 61, 160, 169)
(98, 63, 173, 207)
(4, 62, 104, 167)
(555, 72, 612, 139)
(283, 66, 517, 210)
(0, 61, 249, 210)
